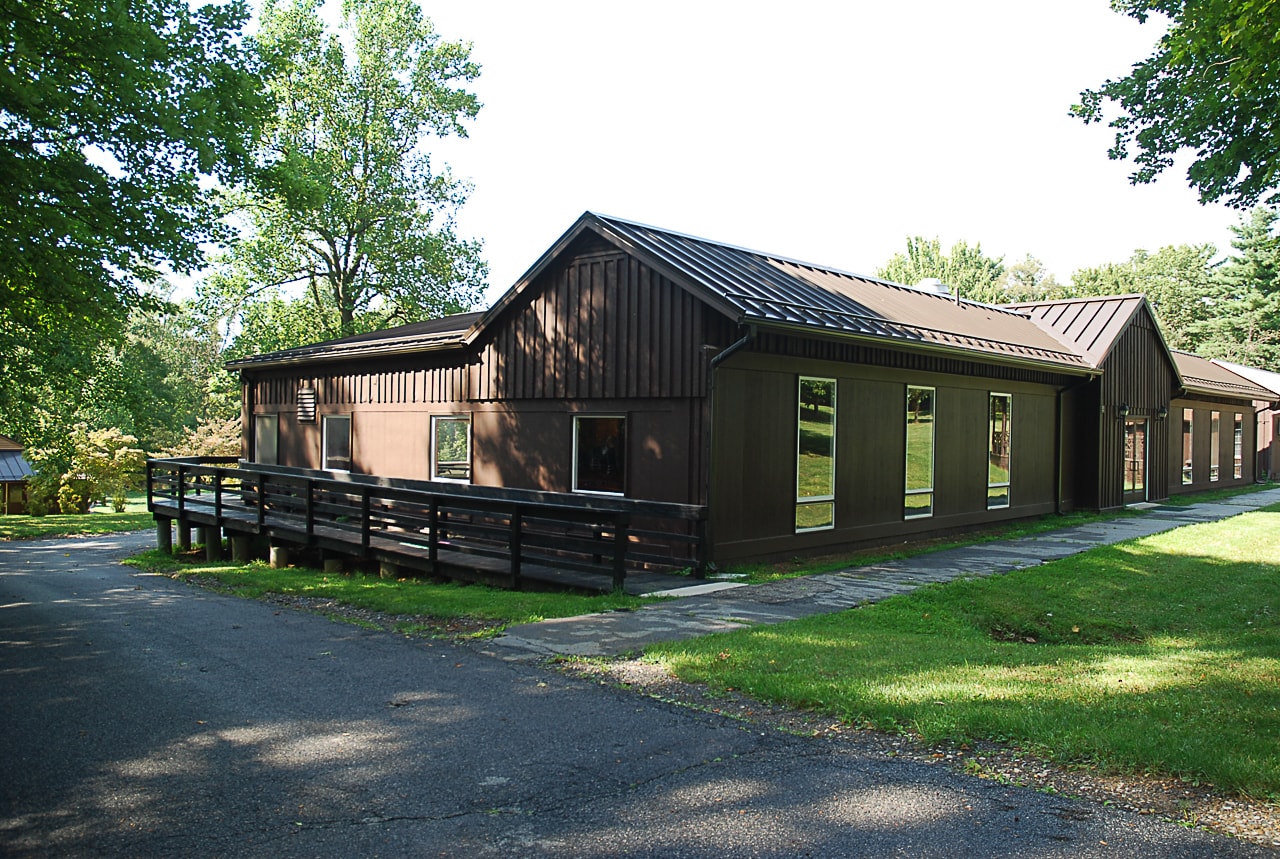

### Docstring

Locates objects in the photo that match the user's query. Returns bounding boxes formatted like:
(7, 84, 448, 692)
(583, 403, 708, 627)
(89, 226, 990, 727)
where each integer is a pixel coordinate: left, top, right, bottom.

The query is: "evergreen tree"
(1194, 208, 1280, 369)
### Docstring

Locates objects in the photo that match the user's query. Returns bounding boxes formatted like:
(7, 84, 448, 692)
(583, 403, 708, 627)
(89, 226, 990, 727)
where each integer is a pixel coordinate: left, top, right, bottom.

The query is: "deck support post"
(269, 543, 289, 569)
(612, 515, 630, 591)
(204, 527, 222, 561)
(379, 561, 400, 580)
(323, 555, 343, 573)
(230, 534, 252, 562)
(156, 518, 173, 554)
(176, 519, 192, 551)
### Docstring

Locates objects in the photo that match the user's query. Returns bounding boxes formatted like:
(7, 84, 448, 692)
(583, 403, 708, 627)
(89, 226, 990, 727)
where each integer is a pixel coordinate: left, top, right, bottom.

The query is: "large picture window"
(574, 416, 626, 494)
(1210, 410, 1221, 481)
(905, 386, 935, 518)
(431, 416, 471, 482)
(987, 393, 1011, 509)
(254, 414, 279, 465)
(1234, 413, 1244, 479)
(1182, 408, 1194, 485)
(323, 414, 352, 472)
(796, 377, 836, 531)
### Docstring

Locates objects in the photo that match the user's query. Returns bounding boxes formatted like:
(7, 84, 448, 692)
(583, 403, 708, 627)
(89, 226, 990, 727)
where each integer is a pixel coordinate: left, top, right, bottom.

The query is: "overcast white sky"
(413, 0, 1246, 304)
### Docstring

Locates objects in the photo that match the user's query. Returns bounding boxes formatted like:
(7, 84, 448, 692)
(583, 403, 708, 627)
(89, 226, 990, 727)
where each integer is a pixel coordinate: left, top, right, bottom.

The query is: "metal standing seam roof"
(1172, 351, 1279, 400)
(585, 214, 1092, 372)
(0, 450, 33, 483)
(1212, 358, 1280, 399)
(1001, 295, 1153, 369)
(225, 312, 484, 369)
(229, 212, 1096, 374)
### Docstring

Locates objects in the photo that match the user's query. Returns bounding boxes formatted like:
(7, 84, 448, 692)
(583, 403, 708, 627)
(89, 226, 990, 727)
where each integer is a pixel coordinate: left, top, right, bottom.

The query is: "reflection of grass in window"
(798, 405, 835, 498)
(796, 502, 833, 530)
(905, 421, 933, 491)
(988, 460, 1010, 484)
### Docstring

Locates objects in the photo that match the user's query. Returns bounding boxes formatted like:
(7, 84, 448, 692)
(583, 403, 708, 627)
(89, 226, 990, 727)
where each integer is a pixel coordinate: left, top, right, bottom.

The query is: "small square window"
(574, 416, 625, 494)
(432, 416, 471, 482)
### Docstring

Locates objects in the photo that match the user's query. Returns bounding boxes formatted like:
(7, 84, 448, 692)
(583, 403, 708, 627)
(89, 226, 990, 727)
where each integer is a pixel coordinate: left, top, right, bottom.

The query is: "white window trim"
(796, 376, 837, 532)
(904, 385, 936, 520)
(572, 415, 626, 496)
(430, 415, 472, 484)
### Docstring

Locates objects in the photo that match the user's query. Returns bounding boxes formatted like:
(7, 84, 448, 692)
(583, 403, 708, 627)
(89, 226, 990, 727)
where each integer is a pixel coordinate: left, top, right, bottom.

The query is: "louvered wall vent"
(298, 386, 317, 422)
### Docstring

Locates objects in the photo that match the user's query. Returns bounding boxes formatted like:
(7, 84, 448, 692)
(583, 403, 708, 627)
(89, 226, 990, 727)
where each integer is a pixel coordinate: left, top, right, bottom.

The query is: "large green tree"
(1072, 0, 1280, 208)
(877, 237, 1007, 303)
(220, 0, 487, 342)
(0, 0, 264, 438)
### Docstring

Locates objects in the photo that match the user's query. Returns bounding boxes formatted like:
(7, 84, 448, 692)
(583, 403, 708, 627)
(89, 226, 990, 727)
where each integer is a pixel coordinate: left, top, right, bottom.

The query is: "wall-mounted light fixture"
(1156, 406, 1169, 421)
(1117, 403, 1130, 419)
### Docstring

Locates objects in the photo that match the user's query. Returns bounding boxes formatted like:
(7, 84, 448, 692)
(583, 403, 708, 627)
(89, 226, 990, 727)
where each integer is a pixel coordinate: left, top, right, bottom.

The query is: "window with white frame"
(905, 386, 935, 518)
(322, 414, 352, 471)
(987, 393, 1011, 509)
(796, 377, 836, 531)
(431, 415, 471, 482)
(574, 416, 626, 494)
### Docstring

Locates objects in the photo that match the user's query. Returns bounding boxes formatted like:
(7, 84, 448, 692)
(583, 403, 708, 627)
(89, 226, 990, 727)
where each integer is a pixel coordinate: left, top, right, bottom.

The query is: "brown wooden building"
(229, 213, 1277, 564)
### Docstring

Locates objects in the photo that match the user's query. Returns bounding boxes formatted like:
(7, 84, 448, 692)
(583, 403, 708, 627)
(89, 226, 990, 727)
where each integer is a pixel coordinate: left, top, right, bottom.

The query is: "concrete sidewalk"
(480, 487, 1280, 661)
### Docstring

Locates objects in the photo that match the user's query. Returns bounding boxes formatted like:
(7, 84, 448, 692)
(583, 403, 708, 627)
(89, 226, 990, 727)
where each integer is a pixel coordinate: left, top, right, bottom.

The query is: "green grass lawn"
(0, 494, 153, 540)
(125, 550, 651, 637)
(651, 505, 1280, 800)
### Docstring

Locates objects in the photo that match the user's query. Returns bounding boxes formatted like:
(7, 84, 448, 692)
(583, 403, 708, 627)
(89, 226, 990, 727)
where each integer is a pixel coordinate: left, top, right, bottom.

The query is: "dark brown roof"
(233, 213, 1100, 375)
(1173, 351, 1278, 400)
(1212, 359, 1280, 399)
(474, 213, 1092, 373)
(1001, 295, 1153, 369)
(226, 312, 483, 369)
(0, 434, 21, 452)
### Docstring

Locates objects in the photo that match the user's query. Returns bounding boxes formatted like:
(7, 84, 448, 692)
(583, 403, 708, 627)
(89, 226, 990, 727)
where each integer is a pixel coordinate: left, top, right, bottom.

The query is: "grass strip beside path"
(650, 506, 1280, 800)
(126, 550, 651, 638)
(0, 496, 152, 541)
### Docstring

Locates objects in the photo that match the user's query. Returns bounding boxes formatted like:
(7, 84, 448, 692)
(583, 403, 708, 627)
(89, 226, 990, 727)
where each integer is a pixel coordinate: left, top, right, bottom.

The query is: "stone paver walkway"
(480, 488, 1280, 661)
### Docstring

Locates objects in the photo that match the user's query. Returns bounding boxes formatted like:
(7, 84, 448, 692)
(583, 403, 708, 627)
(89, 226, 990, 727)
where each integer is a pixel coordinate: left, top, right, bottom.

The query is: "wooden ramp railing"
(146, 458, 708, 591)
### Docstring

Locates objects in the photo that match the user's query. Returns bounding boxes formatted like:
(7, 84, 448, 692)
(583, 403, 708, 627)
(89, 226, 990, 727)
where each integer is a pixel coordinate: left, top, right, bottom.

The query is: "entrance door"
(1123, 418, 1147, 504)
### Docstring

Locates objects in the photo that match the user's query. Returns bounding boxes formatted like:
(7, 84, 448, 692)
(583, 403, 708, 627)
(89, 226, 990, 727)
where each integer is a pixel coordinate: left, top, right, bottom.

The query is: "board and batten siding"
(709, 349, 1065, 563)
(472, 245, 735, 402)
(1095, 310, 1175, 508)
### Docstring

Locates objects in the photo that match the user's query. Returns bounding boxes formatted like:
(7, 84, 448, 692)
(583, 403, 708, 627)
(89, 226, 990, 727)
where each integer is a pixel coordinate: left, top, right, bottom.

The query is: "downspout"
(702, 324, 756, 570)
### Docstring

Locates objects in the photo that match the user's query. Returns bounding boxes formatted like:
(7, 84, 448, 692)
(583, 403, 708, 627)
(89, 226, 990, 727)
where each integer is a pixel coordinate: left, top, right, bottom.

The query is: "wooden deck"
(147, 458, 708, 595)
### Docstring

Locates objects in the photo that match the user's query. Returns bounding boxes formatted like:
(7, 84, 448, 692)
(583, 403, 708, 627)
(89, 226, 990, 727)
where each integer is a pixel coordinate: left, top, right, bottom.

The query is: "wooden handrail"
(145, 457, 708, 584)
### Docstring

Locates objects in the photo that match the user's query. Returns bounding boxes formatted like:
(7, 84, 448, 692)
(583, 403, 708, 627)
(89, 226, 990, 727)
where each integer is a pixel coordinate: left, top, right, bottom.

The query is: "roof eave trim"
(226, 338, 467, 371)
(753, 320, 1098, 378)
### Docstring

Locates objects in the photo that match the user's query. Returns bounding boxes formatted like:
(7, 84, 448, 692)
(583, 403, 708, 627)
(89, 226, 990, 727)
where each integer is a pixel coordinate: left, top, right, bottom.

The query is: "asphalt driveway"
(1, 532, 1273, 858)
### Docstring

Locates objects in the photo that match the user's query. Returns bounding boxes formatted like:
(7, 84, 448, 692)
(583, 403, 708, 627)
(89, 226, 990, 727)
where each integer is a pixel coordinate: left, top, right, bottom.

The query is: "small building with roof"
(0, 435, 34, 515)
(227, 213, 1276, 564)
